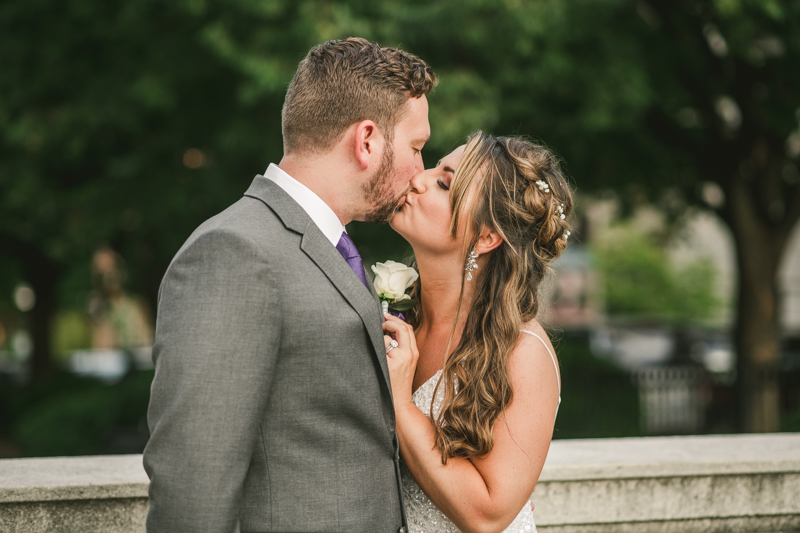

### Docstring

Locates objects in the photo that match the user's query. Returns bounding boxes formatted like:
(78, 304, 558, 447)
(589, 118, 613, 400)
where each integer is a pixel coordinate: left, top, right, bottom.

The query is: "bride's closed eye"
(436, 164, 456, 191)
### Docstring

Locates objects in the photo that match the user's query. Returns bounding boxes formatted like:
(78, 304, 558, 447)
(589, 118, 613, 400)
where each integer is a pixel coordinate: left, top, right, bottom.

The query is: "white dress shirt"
(264, 163, 344, 246)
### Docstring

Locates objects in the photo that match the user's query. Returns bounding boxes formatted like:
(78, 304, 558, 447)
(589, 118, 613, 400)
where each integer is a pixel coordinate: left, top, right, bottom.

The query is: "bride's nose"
(409, 169, 431, 194)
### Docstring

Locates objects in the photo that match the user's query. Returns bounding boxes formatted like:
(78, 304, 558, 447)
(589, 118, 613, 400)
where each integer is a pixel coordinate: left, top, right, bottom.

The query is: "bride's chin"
(389, 209, 403, 229)
(389, 217, 414, 241)
(388, 218, 404, 235)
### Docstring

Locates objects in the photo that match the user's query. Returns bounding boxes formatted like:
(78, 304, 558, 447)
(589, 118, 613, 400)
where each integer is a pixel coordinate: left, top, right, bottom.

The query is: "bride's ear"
(474, 226, 503, 255)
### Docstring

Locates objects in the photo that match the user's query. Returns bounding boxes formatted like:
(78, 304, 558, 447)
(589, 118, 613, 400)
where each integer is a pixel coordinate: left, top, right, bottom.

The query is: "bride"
(381, 131, 572, 533)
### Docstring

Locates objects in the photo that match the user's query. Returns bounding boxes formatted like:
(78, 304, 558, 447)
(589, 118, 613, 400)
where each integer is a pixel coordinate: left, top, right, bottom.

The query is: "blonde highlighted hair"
(406, 131, 573, 462)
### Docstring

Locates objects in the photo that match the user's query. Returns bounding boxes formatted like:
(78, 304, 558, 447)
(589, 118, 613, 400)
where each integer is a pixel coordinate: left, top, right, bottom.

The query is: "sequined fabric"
(401, 370, 538, 533)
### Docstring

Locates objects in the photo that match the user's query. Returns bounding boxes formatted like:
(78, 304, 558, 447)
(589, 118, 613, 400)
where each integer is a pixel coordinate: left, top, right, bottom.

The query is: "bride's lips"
(395, 195, 411, 212)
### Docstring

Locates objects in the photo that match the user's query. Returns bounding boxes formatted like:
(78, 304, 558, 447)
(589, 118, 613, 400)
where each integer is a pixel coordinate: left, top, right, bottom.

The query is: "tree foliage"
(1, 0, 799, 431)
(593, 232, 720, 322)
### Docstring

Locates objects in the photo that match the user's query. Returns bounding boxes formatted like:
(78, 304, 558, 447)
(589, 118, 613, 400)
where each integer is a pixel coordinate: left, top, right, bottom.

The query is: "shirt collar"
(264, 163, 345, 246)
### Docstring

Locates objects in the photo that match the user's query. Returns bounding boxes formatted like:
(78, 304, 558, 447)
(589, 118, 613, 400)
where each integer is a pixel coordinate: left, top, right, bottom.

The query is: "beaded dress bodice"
(400, 330, 560, 533)
(400, 369, 538, 533)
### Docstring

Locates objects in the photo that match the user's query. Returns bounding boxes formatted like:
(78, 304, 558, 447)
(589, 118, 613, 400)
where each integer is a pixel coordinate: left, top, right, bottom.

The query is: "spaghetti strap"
(519, 329, 561, 395)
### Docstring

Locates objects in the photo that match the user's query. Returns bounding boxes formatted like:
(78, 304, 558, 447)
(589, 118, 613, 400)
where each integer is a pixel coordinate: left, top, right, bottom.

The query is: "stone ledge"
(533, 433, 800, 531)
(0, 455, 148, 503)
(539, 433, 800, 481)
(0, 499, 147, 533)
(0, 434, 798, 533)
(538, 515, 800, 533)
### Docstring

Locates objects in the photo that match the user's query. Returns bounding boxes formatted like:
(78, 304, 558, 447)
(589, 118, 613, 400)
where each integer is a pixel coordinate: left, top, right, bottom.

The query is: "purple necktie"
(336, 232, 368, 287)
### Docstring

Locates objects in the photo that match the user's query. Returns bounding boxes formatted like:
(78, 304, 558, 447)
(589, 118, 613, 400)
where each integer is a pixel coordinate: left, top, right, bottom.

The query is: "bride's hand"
(382, 314, 420, 406)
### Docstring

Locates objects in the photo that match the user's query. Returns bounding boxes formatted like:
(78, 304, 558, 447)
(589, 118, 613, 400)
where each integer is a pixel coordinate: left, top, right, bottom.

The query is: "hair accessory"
(564, 230, 571, 241)
(536, 180, 550, 193)
(386, 339, 398, 354)
(557, 203, 566, 220)
(465, 247, 480, 281)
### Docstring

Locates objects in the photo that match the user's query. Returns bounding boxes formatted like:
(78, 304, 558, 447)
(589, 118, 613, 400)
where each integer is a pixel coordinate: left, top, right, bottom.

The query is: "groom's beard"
(362, 143, 405, 224)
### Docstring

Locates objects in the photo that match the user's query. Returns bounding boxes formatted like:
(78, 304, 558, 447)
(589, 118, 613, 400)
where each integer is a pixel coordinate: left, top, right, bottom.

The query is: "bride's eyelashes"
(437, 178, 450, 191)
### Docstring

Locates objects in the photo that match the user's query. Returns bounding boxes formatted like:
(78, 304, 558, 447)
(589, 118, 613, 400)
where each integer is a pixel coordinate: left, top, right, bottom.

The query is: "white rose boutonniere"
(371, 260, 419, 315)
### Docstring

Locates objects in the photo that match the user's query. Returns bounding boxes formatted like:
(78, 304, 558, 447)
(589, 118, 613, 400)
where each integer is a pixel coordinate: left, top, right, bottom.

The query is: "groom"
(143, 37, 435, 533)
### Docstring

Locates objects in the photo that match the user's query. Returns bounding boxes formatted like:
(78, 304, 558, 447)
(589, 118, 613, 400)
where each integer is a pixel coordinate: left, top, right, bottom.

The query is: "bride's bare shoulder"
(509, 319, 559, 387)
(516, 319, 555, 352)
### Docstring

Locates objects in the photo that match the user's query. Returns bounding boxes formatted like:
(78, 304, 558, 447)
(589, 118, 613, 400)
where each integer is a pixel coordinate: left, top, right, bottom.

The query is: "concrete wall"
(0, 455, 147, 533)
(534, 433, 800, 532)
(1, 433, 798, 532)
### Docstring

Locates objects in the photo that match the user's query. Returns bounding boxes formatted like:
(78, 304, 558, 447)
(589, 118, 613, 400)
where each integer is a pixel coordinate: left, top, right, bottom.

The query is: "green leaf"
(389, 299, 417, 312)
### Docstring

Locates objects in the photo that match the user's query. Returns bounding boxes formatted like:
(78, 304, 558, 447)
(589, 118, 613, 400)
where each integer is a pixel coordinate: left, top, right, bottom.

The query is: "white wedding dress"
(401, 330, 560, 533)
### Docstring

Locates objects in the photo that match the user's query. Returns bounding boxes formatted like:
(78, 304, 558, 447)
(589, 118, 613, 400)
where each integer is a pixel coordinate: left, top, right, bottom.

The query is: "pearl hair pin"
(533, 178, 571, 242)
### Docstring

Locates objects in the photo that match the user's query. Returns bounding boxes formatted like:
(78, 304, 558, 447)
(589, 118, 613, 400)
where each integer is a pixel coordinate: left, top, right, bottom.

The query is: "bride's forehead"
(435, 145, 466, 169)
(443, 145, 466, 166)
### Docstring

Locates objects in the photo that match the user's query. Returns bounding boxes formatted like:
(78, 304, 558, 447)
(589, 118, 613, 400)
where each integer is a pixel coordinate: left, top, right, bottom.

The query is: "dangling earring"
(465, 247, 479, 281)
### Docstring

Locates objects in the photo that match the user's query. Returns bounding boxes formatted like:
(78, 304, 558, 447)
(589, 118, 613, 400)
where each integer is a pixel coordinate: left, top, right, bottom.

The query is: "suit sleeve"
(143, 228, 280, 533)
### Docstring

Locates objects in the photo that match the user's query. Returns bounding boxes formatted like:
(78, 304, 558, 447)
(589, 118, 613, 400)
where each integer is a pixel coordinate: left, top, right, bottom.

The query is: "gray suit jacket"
(144, 175, 406, 533)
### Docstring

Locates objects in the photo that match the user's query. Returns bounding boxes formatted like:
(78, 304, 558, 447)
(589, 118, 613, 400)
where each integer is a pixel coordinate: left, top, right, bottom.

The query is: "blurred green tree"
(2, 0, 798, 435)
(383, 0, 800, 432)
(593, 232, 720, 323)
(0, 0, 302, 378)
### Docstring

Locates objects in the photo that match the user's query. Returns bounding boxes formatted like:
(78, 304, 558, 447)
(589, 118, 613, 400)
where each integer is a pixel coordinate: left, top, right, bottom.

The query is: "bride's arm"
(383, 316, 559, 533)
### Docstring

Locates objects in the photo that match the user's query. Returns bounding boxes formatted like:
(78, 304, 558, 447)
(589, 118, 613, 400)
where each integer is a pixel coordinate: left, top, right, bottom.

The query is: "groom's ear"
(475, 226, 503, 255)
(353, 120, 384, 170)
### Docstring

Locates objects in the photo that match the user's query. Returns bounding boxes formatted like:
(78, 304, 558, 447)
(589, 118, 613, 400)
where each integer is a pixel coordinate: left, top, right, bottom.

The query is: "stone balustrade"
(0, 433, 798, 532)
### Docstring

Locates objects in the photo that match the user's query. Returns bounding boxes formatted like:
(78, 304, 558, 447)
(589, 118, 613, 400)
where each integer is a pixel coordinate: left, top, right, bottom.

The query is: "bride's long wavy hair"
(405, 131, 573, 463)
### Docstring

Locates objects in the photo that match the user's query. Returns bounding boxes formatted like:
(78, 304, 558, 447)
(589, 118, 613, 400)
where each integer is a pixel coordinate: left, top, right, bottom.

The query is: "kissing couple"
(144, 37, 571, 533)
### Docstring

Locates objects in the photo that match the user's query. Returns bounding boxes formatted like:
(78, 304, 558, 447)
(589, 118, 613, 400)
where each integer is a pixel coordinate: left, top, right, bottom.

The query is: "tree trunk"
(732, 247, 781, 432)
(725, 178, 783, 433)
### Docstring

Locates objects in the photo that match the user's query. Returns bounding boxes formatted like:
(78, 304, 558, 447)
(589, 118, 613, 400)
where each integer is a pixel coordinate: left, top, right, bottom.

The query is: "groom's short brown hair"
(282, 37, 437, 154)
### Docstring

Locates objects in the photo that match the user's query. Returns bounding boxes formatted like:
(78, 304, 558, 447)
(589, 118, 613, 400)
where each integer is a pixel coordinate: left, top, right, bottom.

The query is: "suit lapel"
(244, 175, 392, 394)
(299, 230, 391, 390)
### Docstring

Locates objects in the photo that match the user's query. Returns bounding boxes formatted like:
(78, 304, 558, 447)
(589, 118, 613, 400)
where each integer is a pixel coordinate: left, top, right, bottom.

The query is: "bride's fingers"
(382, 313, 413, 329)
(382, 316, 417, 350)
(381, 316, 417, 402)
(383, 334, 394, 350)
(382, 314, 410, 335)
